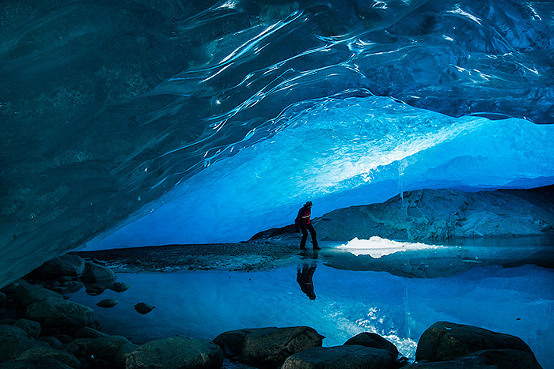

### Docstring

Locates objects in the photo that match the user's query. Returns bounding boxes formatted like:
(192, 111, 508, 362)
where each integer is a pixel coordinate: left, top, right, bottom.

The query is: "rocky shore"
(0, 253, 545, 368)
(252, 186, 554, 243)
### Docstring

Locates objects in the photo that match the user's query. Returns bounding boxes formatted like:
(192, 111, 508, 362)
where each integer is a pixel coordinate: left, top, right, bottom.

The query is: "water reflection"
(296, 250, 319, 300)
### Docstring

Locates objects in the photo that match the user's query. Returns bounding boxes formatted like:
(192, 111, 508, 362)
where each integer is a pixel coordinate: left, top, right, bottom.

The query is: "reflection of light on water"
(337, 236, 445, 257)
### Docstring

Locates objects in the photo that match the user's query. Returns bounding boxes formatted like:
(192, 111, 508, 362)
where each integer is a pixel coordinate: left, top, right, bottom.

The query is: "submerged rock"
(133, 303, 154, 315)
(25, 297, 94, 333)
(125, 336, 223, 369)
(416, 321, 534, 362)
(282, 345, 396, 369)
(343, 332, 399, 358)
(214, 326, 324, 368)
(109, 282, 131, 293)
(96, 299, 118, 308)
(31, 255, 85, 280)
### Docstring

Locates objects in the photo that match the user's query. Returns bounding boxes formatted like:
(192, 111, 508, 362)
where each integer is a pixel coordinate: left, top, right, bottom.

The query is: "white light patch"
(337, 236, 444, 258)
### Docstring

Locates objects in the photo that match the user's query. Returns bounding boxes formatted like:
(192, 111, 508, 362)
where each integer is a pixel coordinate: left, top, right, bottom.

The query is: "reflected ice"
(337, 237, 446, 257)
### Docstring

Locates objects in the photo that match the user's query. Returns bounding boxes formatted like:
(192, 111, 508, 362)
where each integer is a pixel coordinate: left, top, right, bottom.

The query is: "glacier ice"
(89, 96, 554, 248)
(1, 0, 554, 286)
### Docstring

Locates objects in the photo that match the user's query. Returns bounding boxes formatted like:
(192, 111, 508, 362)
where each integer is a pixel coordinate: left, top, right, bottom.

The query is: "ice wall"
(1, 0, 554, 285)
(90, 96, 554, 248)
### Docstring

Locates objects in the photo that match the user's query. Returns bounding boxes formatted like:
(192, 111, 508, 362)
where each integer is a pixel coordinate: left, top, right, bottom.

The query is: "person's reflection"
(297, 261, 317, 300)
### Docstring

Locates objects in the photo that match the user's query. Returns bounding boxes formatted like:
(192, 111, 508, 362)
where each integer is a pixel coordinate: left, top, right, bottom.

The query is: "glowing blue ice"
(89, 96, 554, 248)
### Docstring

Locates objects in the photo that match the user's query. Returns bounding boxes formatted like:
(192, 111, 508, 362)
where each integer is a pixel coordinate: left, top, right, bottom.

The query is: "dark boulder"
(96, 299, 118, 308)
(133, 303, 155, 314)
(404, 349, 542, 368)
(0, 325, 37, 361)
(15, 346, 81, 368)
(89, 335, 136, 364)
(0, 358, 74, 369)
(416, 321, 533, 362)
(39, 337, 64, 350)
(31, 255, 85, 280)
(14, 319, 41, 339)
(282, 345, 396, 369)
(25, 297, 94, 333)
(214, 326, 324, 368)
(125, 336, 223, 369)
(14, 280, 62, 307)
(108, 282, 131, 293)
(81, 262, 116, 286)
(344, 332, 399, 357)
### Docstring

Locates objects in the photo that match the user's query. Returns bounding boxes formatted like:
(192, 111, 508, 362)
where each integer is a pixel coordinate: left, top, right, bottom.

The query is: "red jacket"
(295, 206, 311, 225)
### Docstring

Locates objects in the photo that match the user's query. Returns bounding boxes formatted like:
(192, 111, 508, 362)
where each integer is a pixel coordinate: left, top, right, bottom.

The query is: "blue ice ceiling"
(1, 0, 553, 281)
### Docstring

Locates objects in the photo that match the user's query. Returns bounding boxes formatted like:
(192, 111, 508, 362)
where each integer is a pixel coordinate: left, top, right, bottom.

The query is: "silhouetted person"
(295, 201, 319, 250)
(297, 262, 317, 300)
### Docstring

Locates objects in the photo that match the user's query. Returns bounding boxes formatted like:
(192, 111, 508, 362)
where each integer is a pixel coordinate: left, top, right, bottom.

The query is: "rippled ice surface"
(72, 264, 554, 367)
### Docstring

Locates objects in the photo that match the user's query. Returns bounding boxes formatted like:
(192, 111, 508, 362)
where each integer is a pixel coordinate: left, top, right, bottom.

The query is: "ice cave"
(1, 0, 553, 368)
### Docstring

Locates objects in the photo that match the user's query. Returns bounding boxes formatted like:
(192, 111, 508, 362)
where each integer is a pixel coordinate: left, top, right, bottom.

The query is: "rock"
(16, 346, 81, 368)
(343, 332, 399, 357)
(416, 321, 533, 362)
(89, 335, 136, 364)
(214, 326, 324, 368)
(53, 281, 84, 294)
(15, 319, 41, 339)
(404, 349, 542, 369)
(96, 299, 118, 308)
(0, 319, 15, 325)
(133, 303, 155, 314)
(70, 338, 93, 355)
(14, 280, 62, 307)
(53, 335, 73, 344)
(0, 292, 6, 307)
(0, 358, 74, 369)
(31, 255, 85, 279)
(74, 327, 108, 339)
(115, 343, 137, 369)
(125, 336, 223, 369)
(39, 337, 64, 350)
(0, 325, 37, 361)
(108, 282, 131, 293)
(85, 284, 105, 296)
(282, 345, 396, 369)
(81, 262, 116, 286)
(26, 297, 94, 333)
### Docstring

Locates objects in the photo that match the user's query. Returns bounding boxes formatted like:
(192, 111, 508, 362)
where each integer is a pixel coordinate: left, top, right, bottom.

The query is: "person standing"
(295, 201, 319, 250)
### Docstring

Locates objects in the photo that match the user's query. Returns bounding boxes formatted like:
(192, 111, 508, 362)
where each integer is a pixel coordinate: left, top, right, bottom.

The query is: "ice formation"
(336, 237, 445, 258)
(1, 0, 554, 285)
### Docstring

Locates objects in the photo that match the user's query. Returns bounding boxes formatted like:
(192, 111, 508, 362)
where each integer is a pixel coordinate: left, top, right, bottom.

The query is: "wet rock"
(26, 297, 94, 333)
(53, 281, 84, 295)
(343, 332, 399, 357)
(416, 321, 533, 362)
(84, 284, 105, 296)
(282, 345, 396, 369)
(125, 336, 223, 369)
(404, 349, 542, 369)
(15, 280, 62, 307)
(74, 327, 108, 339)
(0, 358, 74, 369)
(81, 262, 116, 286)
(0, 325, 37, 361)
(133, 303, 154, 314)
(15, 319, 41, 339)
(16, 346, 81, 368)
(96, 299, 118, 308)
(31, 255, 85, 280)
(39, 336, 64, 350)
(89, 335, 136, 364)
(108, 282, 131, 293)
(214, 326, 324, 368)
